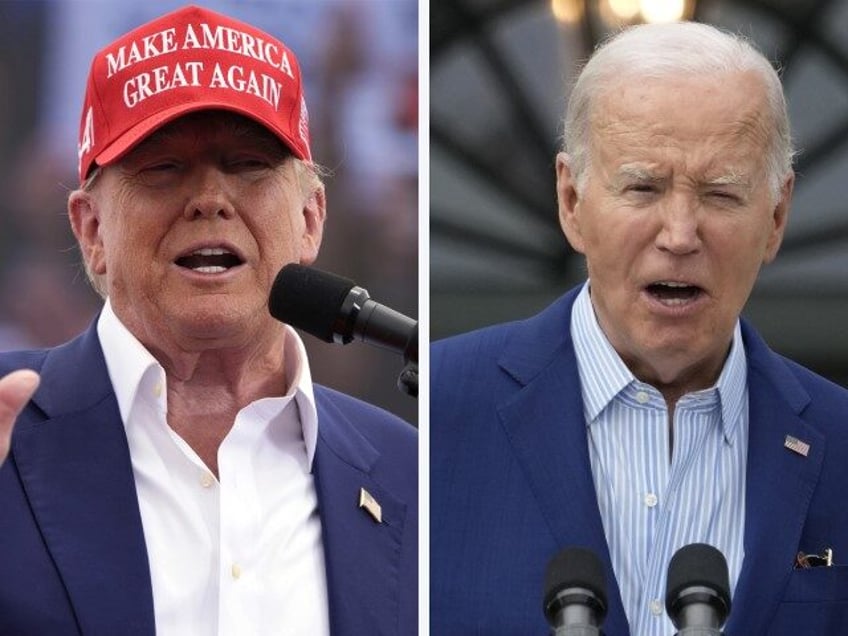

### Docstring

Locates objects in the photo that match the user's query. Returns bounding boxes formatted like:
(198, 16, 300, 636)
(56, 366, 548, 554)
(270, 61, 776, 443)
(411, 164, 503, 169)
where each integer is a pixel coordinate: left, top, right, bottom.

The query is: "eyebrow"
(613, 164, 753, 190)
(612, 164, 666, 187)
(703, 172, 752, 189)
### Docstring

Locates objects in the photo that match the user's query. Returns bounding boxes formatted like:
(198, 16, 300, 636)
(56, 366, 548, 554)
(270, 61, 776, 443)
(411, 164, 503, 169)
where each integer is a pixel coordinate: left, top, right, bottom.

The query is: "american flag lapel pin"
(359, 487, 383, 523)
(784, 435, 810, 457)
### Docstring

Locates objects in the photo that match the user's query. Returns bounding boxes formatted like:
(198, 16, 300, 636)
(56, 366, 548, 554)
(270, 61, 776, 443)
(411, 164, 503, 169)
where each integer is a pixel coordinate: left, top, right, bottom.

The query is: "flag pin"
(359, 487, 382, 523)
(784, 435, 810, 457)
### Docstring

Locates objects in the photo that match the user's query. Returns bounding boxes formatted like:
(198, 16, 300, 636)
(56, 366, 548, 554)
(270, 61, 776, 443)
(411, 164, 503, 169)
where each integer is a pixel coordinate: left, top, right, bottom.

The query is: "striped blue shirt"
(571, 283, 748, 635)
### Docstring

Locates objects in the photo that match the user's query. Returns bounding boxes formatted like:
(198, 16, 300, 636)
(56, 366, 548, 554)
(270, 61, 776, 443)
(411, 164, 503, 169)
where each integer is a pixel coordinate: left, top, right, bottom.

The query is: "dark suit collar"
(494, 288, 828, 635)
(312, 387, 411, 636)
(29, 319, 112, 417)
(726, 322, 824, 635)
(494, 287, 631, 634)
(16, 324, 415, 636)
(12, 321, 156, 636)
(497, 287, 582, 386)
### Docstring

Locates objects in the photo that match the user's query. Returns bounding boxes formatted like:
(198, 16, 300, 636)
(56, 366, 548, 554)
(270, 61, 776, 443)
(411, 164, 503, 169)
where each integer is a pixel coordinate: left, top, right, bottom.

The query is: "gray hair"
(563, 21, 795, 200)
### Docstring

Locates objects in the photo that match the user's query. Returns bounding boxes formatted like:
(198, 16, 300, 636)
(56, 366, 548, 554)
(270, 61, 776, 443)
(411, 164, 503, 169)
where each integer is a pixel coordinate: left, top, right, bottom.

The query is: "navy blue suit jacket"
(0, 322, 417, 636)
(431, 287, 848, 635)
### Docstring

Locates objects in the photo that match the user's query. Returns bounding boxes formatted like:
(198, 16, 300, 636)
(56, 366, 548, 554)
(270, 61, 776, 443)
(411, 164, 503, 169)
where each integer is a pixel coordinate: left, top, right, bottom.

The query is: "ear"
(298, 184, 326, 266)
(68, 190, 107, 276)
(762, 171, 794, 264)
(556, 152, 586, 254)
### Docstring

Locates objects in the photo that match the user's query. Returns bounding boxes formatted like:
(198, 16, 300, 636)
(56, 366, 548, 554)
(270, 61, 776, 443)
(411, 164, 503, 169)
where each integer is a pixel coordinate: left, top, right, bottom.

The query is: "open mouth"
(645, 281, 703, 306)
(174, 247, 245, 274)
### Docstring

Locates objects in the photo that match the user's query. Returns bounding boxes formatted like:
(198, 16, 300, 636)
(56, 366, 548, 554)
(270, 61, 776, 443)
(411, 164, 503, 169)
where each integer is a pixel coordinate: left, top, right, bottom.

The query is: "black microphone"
(268, 264, 418, 365)
(543, 547, 608, 635)
(665, 544, 731, 636)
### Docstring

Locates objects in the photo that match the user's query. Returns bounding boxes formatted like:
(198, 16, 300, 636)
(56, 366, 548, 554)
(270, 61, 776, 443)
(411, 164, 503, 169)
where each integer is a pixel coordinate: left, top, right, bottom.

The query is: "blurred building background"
(0, 0, 418, 424)
(431, 0, 848, 388)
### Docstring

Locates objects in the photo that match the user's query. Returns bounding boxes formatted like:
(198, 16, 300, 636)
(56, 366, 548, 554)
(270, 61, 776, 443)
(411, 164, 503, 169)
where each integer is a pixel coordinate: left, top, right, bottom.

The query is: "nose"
(183, 166, 236, 220)
(655, 195, 701, 255)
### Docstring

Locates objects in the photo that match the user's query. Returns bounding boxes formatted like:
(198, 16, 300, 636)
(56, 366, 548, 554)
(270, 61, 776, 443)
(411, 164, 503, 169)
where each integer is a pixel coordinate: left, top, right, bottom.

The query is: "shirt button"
(649, 599, 663, 616)
(153, 382, 163, 398)
(644, 492, 658, 508)
(200, 472, 214, 488)
(231, 564, 242, 580)
(635, 391, 650, 404)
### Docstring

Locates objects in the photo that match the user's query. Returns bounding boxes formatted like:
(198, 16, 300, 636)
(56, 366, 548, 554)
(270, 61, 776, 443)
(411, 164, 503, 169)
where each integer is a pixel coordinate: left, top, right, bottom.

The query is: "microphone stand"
(397, 362, 418, 398)
(397, 324, 418, 398)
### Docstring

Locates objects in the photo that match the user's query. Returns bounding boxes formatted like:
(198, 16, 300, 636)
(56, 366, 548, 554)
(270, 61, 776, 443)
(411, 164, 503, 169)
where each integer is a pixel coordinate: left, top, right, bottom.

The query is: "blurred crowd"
(0, 0, 418, 423)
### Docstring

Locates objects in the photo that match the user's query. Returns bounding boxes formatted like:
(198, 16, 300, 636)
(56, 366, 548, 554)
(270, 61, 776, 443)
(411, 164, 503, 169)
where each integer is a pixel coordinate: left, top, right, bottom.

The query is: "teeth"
(192, 247, 230, 256)
(656, 281, 691, 288)
(193, 266, 227, 274)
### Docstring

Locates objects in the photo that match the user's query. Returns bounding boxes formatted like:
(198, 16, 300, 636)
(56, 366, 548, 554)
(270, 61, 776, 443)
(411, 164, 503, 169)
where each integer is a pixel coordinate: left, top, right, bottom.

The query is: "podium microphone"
(543, 547, 608, 635)
(665, 544, 731, 636)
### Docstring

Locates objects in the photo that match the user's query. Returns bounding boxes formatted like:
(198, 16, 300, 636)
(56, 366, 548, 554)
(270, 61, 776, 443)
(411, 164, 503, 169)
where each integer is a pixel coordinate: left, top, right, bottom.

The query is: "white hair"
(563, 21, 795, 200)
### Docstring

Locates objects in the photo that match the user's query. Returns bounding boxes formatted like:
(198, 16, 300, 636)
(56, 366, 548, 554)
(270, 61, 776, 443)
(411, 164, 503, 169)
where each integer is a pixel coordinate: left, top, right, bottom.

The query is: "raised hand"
(0, 370, 40, 466)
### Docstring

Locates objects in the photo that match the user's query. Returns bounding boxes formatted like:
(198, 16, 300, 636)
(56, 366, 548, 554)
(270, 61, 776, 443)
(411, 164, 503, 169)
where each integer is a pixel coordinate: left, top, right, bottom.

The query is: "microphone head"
(543, 547, 608, 624)
(665, 543, 731, 624)
(269, 264, 355, 343)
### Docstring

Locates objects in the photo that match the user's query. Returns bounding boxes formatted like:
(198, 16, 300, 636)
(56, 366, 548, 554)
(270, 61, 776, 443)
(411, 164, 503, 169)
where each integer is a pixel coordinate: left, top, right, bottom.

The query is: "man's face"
(557, 72, 792, 393)
(70, 111, 325, 349)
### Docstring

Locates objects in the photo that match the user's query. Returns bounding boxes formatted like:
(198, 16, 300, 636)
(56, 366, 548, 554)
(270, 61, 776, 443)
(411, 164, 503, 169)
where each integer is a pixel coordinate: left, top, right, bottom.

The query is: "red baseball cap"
(77, 4, 311, 184)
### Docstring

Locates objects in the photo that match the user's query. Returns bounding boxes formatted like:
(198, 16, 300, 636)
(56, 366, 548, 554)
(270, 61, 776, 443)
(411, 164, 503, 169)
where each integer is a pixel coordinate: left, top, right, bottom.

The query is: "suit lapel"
(12, 325, 155, 636)
(495, 290, 630, 634)
(726, 324, 824, 635)
(313, 391, 408, 636)
(491, 299, 828, 635)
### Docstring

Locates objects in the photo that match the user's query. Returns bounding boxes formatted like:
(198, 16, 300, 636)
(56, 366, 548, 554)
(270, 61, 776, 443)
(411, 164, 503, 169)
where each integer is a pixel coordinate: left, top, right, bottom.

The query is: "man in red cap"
(0, 6, 417, 636)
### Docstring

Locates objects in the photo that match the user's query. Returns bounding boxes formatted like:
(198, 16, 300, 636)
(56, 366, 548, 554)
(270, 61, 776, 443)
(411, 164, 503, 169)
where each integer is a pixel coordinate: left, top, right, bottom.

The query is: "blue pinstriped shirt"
(571, 283, 748, 635)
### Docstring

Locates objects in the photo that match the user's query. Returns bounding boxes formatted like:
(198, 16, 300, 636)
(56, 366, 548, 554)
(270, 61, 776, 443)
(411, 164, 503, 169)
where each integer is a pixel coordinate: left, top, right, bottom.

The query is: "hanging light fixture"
(606, 0, 641, 21)
(552, 0, 696, 26)
(638, 0, 691, 23)
(551, 0, 586, 24)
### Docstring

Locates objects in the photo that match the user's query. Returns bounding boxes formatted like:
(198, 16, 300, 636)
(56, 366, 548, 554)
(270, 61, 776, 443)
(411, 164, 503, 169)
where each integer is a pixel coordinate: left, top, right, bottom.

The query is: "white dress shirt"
(97, 299, 330, 636)
(571, 283, 748, 636)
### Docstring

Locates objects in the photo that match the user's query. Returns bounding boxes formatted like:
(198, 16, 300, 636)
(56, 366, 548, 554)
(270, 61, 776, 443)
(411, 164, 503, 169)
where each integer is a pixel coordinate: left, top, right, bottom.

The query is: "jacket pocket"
(767, 566, 848, 634)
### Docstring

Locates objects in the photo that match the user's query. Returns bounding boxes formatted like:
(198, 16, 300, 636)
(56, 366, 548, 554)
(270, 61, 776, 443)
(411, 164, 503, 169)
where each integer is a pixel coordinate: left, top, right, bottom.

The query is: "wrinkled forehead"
(590, 72, 772, 160)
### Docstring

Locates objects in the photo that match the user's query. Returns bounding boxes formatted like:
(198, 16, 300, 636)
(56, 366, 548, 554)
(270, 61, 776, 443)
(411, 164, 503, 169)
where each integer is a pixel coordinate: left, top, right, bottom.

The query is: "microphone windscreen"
(665, 543, 730, 611)
(543, 547, 608, 621)
(269, 264, 355, 343)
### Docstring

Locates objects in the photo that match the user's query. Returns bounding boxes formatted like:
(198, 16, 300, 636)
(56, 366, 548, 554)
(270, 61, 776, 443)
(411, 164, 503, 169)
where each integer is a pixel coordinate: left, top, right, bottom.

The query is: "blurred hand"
(0, 370, 40, 465)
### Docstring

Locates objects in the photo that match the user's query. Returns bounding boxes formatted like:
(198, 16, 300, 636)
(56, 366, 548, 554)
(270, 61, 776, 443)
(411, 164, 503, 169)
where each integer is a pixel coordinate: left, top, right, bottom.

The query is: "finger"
(0, 370, 40, 465)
